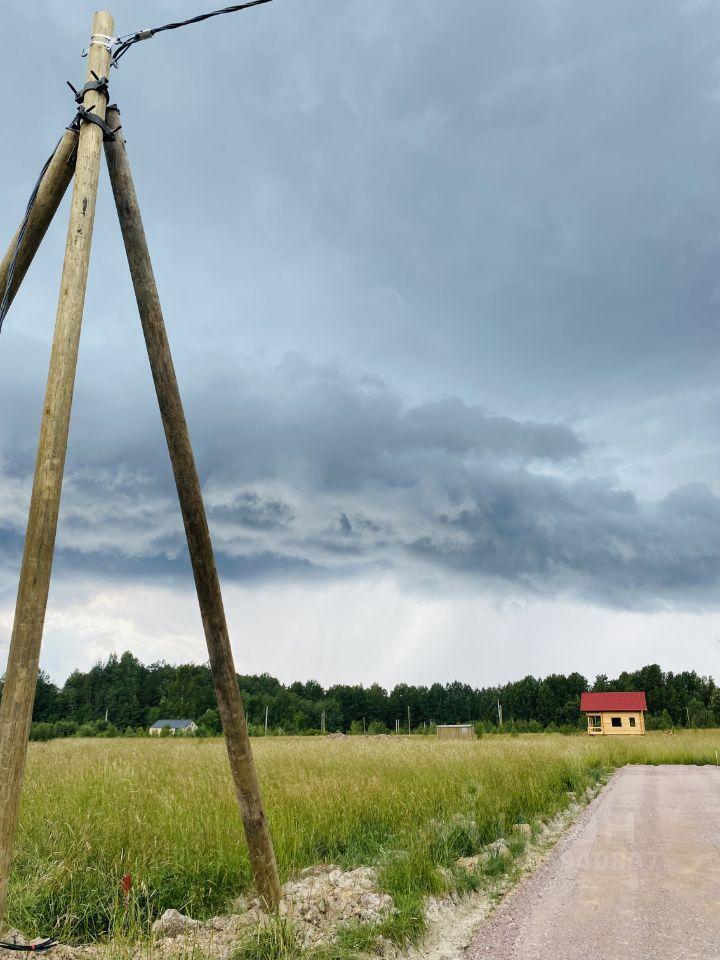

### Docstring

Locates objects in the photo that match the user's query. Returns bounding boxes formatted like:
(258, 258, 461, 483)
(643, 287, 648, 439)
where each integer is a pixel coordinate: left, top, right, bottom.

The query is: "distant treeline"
(13, 654, 720, 740)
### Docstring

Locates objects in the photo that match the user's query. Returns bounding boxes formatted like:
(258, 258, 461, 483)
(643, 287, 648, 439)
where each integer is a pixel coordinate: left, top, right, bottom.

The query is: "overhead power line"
(1, 0, 274, 338)
(99, 0, 274, 67)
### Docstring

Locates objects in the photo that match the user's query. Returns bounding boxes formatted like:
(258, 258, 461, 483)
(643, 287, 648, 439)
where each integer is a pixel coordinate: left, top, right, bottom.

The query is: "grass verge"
(8, 730, 720, 944)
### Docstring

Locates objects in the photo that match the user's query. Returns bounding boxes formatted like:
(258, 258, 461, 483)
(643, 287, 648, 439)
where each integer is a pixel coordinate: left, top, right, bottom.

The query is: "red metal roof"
(580, 691, 647, 712)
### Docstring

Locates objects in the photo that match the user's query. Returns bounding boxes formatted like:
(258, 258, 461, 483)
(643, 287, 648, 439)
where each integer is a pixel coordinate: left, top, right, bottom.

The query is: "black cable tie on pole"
(67, 104, 119, 142)
(66, 74, 118, 142)
(67, 72, 110, 104)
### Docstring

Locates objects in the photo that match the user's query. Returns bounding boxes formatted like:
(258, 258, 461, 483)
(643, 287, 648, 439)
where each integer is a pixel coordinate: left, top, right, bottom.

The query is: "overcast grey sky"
(2, 0, 720, 687)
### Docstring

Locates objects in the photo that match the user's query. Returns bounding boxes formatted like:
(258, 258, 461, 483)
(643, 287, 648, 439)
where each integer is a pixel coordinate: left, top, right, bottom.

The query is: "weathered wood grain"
(0, 11, 114, 926)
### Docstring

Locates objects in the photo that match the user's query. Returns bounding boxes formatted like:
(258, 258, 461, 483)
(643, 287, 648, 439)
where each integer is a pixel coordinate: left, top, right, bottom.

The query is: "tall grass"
(9, 730, 720, 942)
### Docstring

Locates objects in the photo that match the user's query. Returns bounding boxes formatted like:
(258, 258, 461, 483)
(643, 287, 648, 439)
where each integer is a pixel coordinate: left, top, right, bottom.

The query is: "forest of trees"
(16, 653, 720, 740)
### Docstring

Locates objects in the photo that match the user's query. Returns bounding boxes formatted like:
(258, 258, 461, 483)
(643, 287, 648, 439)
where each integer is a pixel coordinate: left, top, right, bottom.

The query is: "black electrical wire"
(0, 939, 57, 952)
(111, 0, 274, 66)
(0, 142, 60, 335)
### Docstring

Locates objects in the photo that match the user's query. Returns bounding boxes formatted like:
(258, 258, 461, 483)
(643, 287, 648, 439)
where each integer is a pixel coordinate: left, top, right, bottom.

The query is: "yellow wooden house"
(580, 691, 647, 735)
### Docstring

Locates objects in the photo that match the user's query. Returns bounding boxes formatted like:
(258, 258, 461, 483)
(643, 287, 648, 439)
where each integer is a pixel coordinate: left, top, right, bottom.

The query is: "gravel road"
(467, 765, 720, 960)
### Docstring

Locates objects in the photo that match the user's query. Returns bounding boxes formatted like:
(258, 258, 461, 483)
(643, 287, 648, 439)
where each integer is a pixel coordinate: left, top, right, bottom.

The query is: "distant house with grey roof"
(148, 719, 197, 736)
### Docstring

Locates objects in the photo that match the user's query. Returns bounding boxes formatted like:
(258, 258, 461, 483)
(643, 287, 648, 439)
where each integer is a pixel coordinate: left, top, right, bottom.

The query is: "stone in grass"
(512, 823, 533, 838)
(485, 839, 510, 859)
(456, 838, 510, 873)
(152, 909, 200, 938)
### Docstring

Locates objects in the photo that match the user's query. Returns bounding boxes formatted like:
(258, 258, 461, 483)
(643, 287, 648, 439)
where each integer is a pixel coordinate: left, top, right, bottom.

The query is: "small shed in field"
(437, 724, 476, 740)
(149, 719, 197, 736)
(580, 692, 647, 736)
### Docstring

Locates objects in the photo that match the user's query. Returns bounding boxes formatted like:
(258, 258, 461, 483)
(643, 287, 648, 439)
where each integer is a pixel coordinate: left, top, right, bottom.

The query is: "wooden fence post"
(0, 11, 114, 927)
(103, 106, 281, 910)
(0, 130, 78, 316)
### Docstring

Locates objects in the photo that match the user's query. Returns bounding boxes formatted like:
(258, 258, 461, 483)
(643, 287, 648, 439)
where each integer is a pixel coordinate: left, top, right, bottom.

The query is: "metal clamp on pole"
(67, 72, 110, 104)
(66, 71, 118, 142)
(81, 33, 117, 57)
(88, 33, 115, 50)
(67, 105, 118, 142)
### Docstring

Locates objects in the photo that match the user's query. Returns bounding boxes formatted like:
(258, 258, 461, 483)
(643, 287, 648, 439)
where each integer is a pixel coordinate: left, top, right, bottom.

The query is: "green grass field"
(9, 730, 720, 945)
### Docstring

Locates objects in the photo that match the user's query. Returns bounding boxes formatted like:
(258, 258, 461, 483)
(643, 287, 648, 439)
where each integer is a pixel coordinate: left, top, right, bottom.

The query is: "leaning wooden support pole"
(0, 12, 114, 927)
(103, 106, 281, 911)
(0, 129, 78, 315)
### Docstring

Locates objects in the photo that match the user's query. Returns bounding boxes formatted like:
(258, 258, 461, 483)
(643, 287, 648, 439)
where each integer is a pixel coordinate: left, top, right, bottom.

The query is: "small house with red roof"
(580, 691, 647, 736)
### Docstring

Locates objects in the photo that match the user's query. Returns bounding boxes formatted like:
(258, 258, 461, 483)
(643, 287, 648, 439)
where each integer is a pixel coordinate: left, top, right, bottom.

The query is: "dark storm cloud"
(0, 354, 585, 554)
(210, 492, 295, 530)
(5, 0, 719, 417)
(1, 1, 720, 625)
(400, 399, 583, 460)
(1, 355, 719, 610)
(410, 473, 720, 608)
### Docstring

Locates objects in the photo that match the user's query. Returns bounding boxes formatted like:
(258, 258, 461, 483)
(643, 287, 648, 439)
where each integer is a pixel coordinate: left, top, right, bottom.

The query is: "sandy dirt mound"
(278, 865, 394, 945)
(145, 864, 393, 958)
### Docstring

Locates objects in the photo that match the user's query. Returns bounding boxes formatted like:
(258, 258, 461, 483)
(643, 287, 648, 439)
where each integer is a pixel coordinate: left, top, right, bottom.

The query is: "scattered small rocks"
(143, 864, 396, 959)
(277, 865, 394, 946)
(0, 935, 91, 960)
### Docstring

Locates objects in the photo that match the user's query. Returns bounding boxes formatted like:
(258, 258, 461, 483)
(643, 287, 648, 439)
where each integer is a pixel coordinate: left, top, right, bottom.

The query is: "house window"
(589, 715, 601, 729)
(611, 717, 622, 727)
(629, 717, 636, 727)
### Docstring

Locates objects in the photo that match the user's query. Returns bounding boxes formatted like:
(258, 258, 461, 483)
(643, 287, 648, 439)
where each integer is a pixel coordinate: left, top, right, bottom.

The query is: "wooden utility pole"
(0, 12, 114, 926)
(264, 705, 269, 735)
(0, 131, 78, 315)
(103, 107, 281, 910)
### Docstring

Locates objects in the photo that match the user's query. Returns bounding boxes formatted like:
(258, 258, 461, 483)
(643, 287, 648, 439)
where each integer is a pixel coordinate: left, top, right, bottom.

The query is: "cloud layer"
(2, 356, 719, 613)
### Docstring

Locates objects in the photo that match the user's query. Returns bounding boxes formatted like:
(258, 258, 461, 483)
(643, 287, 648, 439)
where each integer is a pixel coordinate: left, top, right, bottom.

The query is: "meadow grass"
(8, 730, 720, 945)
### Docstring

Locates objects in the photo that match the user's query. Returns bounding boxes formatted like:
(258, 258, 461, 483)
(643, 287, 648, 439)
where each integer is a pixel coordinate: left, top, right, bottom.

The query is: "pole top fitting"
(81, 34, 117, 58)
